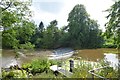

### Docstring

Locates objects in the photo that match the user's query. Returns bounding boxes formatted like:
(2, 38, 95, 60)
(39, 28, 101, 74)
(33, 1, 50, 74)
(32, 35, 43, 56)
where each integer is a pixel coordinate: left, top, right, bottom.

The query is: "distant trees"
(41, 20, 61, 49)
(105, 0, 120, 49)
(1, 0, 104, 50)
(31, 21, 44, 48)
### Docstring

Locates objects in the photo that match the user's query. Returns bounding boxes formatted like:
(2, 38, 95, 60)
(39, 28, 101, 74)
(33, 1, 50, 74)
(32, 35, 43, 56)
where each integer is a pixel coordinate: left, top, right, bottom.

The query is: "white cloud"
(30, 0, 114, 31)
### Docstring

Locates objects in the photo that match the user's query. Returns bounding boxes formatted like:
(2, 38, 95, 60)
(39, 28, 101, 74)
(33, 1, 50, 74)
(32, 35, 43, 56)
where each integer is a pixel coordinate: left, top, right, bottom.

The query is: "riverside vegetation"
(1, 0, 120, 79)
(2, 58, 119, 79)
(1, 0, 120, 50)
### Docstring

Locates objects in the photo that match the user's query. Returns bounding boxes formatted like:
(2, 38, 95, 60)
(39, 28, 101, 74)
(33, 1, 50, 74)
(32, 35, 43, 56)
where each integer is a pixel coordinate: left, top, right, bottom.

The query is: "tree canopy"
(105, 0, 120, 49)
(1, 0, 36, 50)
(1, 1, 106, 50)
(67, 4, 103, 48)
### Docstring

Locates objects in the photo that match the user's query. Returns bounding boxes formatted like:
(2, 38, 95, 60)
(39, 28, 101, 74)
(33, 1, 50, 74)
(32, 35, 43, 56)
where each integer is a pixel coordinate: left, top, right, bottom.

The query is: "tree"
(1, 0, 35, 50)
(31, 21, 45, 48)
(67, 4, 89, 48)
(17, 21, 35, 49)
(41, 20, 61, 49)
(105, 0, 120, 49)
(1, 0, 32, 29)
(39, 21, 44, 32)
(59, 26, 70, 47)
(2, 28, 19, 49)
(67, 4, 103, 48)
(87, 20, 103, 48)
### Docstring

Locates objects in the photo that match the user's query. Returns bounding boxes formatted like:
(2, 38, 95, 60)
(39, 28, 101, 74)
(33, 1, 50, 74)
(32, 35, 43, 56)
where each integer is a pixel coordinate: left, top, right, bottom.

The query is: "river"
(1, 49, 53, 68)
(73, 48, 120, 68)
(1, 48, 120, 68)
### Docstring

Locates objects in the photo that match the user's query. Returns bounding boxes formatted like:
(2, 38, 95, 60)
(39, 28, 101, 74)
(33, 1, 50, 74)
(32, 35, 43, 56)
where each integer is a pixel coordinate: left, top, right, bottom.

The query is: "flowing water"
(1, 48, 120, 68)
(1, 49, 53, 68)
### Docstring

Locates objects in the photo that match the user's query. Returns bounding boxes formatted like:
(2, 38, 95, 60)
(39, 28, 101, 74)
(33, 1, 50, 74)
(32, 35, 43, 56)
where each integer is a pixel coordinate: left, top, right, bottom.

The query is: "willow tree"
(105, 0, 120, 49)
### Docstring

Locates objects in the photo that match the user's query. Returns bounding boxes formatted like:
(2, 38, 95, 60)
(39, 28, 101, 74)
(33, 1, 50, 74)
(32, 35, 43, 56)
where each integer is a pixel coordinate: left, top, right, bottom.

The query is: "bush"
(102, 44, 117, 48)
(49, 60, 58, 66)
(21, 63, 32, 70)
(30, 59, 50, 74)
(2, 69, 27, 79)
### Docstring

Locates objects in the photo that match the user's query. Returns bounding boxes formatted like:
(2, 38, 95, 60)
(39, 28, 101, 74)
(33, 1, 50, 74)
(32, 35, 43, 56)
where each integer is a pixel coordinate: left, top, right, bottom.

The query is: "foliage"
(31, 21, 44, 48)
(2, 57, 119, 79)
(102, 35, 117, 48)
(1, 0, 32, 29)
(49, 60, 58, 66)
(22, 63, 32, 70)
(1, 1, 104, 50)
(32, 70, 64, 79)
(19, 42, 35, 50)
(105, 0, 120, 49)
(71, 58, 118, 78)
(59, 26, 70, 47)
(21, 59, 51, 75)
(31, 59, 48, 74)
(2, 69, 27, 79)
(41, 20, 61, 49)
(96, 67, 118, 78)
(39, 21, 44, 32)
(2, 28, 19, 49)
(2, 21, 36, 50)
(1, 0, 36, 50)
(67, 4, 103, 49)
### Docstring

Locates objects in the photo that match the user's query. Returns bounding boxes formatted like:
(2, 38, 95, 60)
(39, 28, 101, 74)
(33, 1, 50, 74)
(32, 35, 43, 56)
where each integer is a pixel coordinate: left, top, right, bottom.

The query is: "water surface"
(1, 48, 119, 68)
(74, 48, 119, 68)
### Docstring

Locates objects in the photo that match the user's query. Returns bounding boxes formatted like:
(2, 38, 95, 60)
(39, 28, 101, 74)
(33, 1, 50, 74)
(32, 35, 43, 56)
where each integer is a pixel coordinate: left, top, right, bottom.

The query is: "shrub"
(21, 63, 32, 70)
(2, 69, 27, 79)
(30, 59, 50, 74)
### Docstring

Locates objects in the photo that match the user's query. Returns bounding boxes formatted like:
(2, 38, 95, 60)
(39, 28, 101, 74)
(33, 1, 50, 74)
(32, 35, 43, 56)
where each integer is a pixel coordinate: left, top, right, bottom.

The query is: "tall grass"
(70, 58, 118, 78)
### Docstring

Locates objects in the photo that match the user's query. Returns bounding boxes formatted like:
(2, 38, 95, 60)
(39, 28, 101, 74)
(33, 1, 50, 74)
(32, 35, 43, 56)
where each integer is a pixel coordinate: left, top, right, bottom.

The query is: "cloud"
(38, 2, 64, 14)
(30, 0, 114, 31)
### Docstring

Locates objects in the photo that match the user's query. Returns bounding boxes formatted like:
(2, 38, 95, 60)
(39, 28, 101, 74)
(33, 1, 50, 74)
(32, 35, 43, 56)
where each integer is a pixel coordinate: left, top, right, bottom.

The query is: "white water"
(17, 52, 27, 58)
(104, 53, 119, 68)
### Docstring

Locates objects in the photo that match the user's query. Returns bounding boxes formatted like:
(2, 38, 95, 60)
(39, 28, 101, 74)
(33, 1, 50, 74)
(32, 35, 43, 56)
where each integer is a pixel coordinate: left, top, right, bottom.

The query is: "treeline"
(1, 0, 120, 50)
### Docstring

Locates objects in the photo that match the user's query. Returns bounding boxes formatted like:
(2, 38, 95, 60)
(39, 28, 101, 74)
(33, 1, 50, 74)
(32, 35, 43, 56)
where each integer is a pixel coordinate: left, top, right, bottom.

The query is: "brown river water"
(0, 48, 120, 68)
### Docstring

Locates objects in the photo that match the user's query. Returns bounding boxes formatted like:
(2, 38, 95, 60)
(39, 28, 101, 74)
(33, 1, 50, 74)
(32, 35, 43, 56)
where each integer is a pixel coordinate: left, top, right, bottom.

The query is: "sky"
(30, 0, 115, 31)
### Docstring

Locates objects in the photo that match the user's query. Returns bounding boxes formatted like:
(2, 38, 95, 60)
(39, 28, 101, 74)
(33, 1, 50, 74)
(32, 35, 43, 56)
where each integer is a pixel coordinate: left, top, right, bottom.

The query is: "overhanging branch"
(1, 2, 12, 11)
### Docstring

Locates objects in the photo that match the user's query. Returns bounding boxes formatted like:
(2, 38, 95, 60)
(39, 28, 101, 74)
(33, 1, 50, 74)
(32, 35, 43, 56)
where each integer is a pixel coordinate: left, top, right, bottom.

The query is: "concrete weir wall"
(48, 48, 74, 60)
